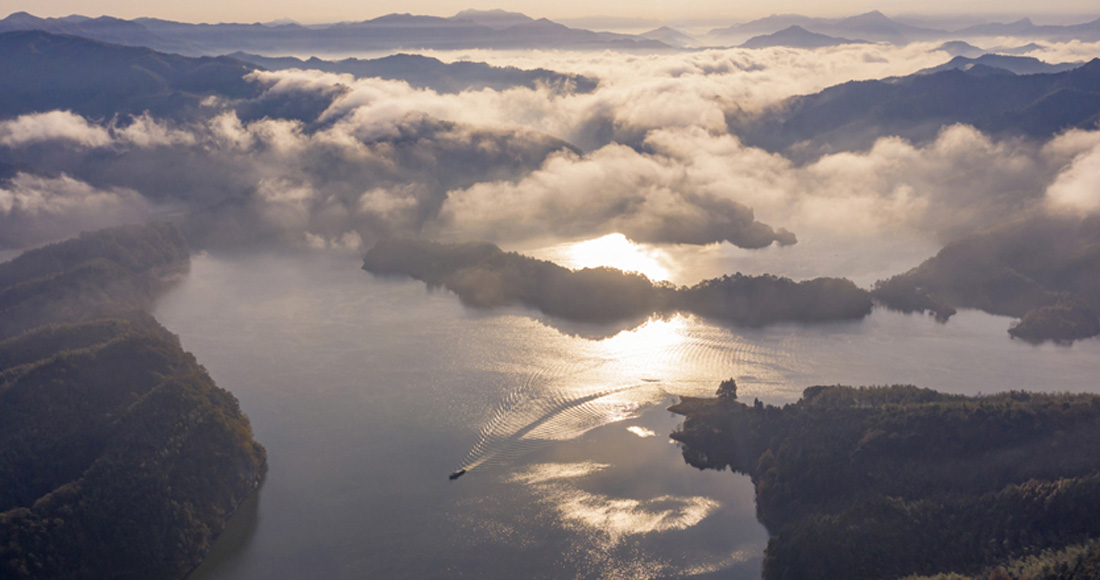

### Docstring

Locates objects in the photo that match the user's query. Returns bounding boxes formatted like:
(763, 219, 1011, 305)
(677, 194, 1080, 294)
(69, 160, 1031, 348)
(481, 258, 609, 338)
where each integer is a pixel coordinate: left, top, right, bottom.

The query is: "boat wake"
(448, 315, 808, 479)
(454, 381, 662, 476)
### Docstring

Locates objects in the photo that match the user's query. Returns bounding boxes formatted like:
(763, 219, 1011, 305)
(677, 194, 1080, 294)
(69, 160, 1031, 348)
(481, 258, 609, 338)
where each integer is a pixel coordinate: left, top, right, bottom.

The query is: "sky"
(3, 0, 1100, 25)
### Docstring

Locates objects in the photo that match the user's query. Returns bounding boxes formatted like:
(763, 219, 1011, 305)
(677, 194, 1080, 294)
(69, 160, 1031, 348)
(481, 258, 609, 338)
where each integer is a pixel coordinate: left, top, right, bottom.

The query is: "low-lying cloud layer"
(2, 40, 1100, 266)
(0, 173, 151, 248)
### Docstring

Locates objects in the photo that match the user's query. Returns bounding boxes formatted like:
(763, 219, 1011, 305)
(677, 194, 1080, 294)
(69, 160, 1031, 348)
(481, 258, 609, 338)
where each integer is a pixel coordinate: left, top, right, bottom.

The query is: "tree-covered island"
(362, 238, 872, 327)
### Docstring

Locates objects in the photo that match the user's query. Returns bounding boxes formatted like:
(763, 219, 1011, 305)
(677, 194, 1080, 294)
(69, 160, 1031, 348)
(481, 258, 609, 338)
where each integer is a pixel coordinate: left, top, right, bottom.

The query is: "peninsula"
(0, 223, 266, 580)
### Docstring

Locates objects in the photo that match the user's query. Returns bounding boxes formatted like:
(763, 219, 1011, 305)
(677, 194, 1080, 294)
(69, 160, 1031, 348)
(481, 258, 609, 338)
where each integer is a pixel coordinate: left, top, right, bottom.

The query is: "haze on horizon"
(4, 0, 1100, 26)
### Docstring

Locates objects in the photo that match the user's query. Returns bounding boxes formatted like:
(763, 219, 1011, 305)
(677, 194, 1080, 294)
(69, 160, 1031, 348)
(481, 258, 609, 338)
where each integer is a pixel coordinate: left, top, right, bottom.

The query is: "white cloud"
(0, 111, 112, 148)
(1046, 141, 1100, 212)
(0, 173, 151, 248)
(4, 41, 1100, 257)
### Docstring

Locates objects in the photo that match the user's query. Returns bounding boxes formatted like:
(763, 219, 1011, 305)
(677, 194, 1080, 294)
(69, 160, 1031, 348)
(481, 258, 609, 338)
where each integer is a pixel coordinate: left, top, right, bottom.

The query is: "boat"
(448, 469, 466, 480)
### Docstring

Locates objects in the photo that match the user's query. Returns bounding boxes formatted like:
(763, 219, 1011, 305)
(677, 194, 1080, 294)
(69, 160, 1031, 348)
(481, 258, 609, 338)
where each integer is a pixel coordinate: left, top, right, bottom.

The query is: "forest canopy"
(363, 238, 871, 327)
(0, 223, 266, 580)
(873, 213, 1100, 343)
(670, 383, 1100, 580)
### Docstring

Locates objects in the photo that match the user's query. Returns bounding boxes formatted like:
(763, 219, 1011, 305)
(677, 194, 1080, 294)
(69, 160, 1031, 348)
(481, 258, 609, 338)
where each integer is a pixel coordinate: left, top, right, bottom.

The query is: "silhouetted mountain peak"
(917, 54, 1085, 76)
(0, 11, 45, 28)
(452, 8, 534, 29)
(1079, 57, 1100, 72)
(846, 10, 890, 23)
(936, 40, 985, 57)
(839, 11, 907, 31)
(638, 26, 695, 47)
(263, 18, 299, 27)
(361, 13, 462, 27)
(372, 13, 417, 23)
(504, 18, 572, 33)
(960, 63, 1017, 76)
(741, 25, 864, 49)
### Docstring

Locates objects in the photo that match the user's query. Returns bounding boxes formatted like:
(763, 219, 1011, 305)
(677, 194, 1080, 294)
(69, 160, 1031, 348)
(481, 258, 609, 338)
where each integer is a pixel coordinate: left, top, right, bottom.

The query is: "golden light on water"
(511, 462, 722, 541)
(529, 233, 673, 282)
(594, 315, 690, 371)
(626, 426, 657, 438)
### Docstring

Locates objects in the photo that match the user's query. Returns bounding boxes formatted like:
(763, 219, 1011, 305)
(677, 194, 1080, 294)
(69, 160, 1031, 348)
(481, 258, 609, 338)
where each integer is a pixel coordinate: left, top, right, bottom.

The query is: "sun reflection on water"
(524, 233, 674, 282)
(456, 314, 757, 473)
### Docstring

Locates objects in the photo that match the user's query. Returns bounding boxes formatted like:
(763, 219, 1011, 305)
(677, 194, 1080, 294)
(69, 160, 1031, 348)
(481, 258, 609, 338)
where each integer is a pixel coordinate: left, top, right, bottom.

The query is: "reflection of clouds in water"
(512, 463, 719, 541)
(510, 462, 725, 579)
(626, 425, 657, 438)
(556, 492, 720, 539)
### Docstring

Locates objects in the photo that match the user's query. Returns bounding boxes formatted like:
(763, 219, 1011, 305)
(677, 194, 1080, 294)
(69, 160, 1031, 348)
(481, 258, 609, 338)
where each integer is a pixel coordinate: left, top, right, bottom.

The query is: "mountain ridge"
(0, 10, 673, 55)
(740, 25, 868, 49)
(731, 57, 1100, 155)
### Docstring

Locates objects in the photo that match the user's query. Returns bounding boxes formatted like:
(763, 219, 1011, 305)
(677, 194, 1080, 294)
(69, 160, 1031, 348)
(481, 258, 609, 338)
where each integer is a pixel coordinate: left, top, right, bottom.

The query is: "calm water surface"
(156, 250, 1100, 580)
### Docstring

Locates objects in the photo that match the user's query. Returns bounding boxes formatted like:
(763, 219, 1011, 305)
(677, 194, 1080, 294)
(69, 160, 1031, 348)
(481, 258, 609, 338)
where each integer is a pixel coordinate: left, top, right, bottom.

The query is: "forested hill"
(0, 223, 266, 580)
(872, 213, 1100, 343)
(362, 238, 871, 327)
(733, 58, 1100, 155)
(0, 30, 260, 121)
(670, 383, 1100, 580)
(0, 221, 189, 341)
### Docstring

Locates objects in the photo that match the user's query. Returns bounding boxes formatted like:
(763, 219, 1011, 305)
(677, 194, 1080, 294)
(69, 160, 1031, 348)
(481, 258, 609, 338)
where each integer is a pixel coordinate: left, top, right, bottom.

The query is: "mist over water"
(7, 13, 1100, 579)
(156, 249, 1100, 580)
(515, 231, 940, 287)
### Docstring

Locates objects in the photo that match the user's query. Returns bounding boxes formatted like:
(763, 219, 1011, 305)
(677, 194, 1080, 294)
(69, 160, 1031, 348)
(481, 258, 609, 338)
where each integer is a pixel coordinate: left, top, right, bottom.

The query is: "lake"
(155, 250, 1100, 580)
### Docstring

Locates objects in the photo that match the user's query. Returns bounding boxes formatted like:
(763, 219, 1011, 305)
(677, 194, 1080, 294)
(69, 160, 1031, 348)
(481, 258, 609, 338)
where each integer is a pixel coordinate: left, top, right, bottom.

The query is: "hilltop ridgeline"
(671, 382, 1100, 580)
(733, 58, 1100, 156)
(0, 223, 266, 580)
(228, 52, 598, 95)
(0, 11, 672, 56)
(0, 30, 598, 123)
(872, 213, 1100, 343)
(362, 238, 871, 327)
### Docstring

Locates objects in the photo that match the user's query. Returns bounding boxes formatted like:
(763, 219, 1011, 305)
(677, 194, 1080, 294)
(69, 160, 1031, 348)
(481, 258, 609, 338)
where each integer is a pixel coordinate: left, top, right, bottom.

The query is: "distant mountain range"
(0, 30, 597, 122)
(935, 41, 985, 58)
(0, 10, 673, 55)
(918, 54, 1083, 76)
(0, 30, 260, 121)
(709, 11, 945, 44)
(4, 10, 1100, 55)
(228, 52, 598, 94)
(706, 10, 1100, 45)
(638, 26, 696, 48)
(955, 16, 1100, 39)
(740, 25, 867, 49)
(732, 58, 1100, 154)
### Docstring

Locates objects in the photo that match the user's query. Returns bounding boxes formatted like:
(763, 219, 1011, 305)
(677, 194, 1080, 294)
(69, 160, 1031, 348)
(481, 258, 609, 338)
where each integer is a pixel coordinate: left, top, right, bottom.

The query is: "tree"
(717, 378, 738, 400)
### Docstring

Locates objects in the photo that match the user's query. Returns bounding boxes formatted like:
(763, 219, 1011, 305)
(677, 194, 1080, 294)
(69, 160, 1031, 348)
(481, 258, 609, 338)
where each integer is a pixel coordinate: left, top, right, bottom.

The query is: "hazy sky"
(3, 0, 1099, 24)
